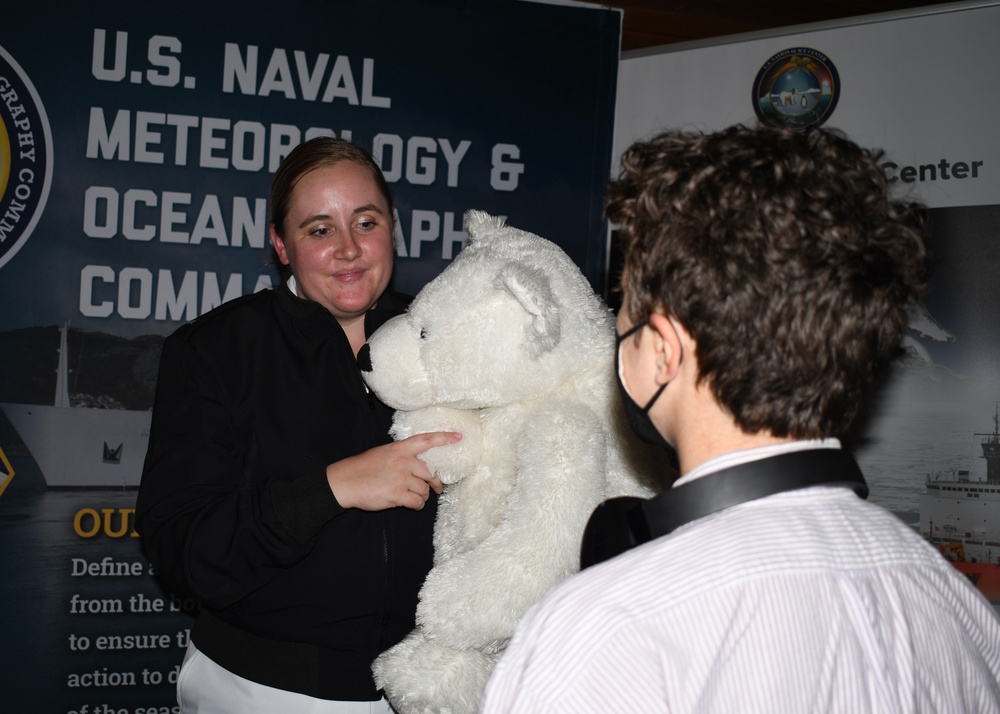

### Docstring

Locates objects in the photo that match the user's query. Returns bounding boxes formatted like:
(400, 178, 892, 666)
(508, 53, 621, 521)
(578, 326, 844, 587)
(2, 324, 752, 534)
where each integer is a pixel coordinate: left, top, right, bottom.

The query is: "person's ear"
(648, 312, 684, 385)
(270, 224, 290, 266)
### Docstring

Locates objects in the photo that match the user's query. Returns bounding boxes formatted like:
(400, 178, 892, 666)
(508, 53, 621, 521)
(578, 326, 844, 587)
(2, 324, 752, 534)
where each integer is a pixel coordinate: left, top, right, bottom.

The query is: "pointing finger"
(403, 430, 463, 454)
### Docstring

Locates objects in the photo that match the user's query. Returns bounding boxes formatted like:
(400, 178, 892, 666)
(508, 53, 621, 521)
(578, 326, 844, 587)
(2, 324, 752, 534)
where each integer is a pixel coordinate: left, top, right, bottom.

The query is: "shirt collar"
(674, 438, 842, 488)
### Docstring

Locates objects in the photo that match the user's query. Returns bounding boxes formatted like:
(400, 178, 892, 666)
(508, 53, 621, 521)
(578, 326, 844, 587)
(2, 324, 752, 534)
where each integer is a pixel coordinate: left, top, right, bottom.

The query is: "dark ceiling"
(578, 0, 949, 53)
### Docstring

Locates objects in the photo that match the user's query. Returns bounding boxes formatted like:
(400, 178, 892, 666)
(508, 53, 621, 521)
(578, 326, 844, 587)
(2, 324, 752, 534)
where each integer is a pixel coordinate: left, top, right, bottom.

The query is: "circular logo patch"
(0, 44, 52, 270)
(752, 48, 840, 129)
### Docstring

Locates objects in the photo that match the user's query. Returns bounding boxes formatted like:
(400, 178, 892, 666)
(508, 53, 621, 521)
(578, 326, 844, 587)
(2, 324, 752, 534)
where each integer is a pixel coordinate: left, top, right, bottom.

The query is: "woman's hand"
(325, 431, 461, 511)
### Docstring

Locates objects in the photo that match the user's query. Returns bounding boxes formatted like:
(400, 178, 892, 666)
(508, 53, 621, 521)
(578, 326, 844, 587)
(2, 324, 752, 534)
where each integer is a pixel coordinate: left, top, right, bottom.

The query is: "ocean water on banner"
(0, 488, 197, 712)
(856, 393, 1000, 605)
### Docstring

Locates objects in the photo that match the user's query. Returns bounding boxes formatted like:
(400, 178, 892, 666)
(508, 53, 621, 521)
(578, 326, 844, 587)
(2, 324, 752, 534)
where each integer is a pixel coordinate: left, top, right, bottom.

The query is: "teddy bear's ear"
(463, 209, 506, 243)
(497, 262, 561, 358)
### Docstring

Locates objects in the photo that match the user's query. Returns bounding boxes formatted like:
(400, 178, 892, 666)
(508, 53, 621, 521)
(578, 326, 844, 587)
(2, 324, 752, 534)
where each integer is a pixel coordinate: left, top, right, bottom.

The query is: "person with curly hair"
(481, 125, 1000, 713)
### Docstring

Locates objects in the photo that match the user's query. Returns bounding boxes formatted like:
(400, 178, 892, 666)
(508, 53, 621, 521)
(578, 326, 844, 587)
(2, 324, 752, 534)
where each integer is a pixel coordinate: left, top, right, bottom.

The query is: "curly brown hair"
(606, 124, 930, 439)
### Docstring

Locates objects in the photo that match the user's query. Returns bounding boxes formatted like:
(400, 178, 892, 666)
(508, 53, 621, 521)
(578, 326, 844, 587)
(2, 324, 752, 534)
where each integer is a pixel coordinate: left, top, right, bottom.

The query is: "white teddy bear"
(361, 210, 660, 714)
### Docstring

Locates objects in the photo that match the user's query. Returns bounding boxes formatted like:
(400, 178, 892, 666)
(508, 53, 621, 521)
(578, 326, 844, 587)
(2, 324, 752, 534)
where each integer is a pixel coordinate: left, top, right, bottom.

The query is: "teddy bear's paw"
(392, 407, 483, 484)
(373, 633, 496, 714)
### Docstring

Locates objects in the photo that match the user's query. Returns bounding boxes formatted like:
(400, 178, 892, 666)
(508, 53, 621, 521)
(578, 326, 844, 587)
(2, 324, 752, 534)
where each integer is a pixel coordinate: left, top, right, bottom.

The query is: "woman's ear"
(269, 224, 290, 266)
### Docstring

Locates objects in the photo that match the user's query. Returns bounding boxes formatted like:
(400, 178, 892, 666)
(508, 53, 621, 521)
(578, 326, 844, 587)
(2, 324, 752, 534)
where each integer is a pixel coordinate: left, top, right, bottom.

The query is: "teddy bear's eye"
(419, 327, 428, 340)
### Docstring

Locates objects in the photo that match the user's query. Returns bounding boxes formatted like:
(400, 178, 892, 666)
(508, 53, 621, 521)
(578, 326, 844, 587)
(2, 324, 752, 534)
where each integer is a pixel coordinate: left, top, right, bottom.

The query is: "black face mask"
(615, 321, 672, 450)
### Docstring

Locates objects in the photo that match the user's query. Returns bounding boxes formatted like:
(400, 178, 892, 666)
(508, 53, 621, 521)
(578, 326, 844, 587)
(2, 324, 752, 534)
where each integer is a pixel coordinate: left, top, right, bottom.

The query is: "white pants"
(177, 642, 395, 714)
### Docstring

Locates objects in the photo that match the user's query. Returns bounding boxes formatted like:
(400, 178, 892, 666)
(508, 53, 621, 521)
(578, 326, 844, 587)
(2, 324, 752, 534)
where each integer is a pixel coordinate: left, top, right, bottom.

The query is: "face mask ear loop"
(642, 382, 667, 413)
(618, 321, 667, 413)
(618, 316, 684, 409)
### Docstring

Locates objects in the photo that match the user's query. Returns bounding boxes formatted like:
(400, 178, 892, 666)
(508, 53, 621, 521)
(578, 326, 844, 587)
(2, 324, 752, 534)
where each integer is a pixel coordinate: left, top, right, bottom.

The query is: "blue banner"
(0, 0, 620, 709)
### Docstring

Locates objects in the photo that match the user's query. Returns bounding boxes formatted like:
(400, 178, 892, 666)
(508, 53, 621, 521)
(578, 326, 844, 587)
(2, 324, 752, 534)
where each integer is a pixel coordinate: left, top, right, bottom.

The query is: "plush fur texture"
(363, 210, 660, 714)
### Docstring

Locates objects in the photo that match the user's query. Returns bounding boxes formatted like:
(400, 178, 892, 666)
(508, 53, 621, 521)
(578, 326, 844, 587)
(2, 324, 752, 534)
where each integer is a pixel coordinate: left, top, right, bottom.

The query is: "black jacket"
(135, 285, 436, 700)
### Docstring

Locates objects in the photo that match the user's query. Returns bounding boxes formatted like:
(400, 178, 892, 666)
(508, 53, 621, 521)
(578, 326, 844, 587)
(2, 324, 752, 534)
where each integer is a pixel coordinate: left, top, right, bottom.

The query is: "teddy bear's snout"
(356, 343, 373, 373)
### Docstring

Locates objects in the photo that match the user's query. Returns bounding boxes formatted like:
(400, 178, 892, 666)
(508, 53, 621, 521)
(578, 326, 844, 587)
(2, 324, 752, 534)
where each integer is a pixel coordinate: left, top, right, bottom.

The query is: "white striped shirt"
(481, 444, 1000, 713)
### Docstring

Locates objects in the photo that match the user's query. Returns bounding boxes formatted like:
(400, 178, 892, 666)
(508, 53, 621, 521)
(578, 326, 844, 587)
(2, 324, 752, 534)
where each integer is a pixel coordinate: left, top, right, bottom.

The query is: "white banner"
(614, 1, 999, 209)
